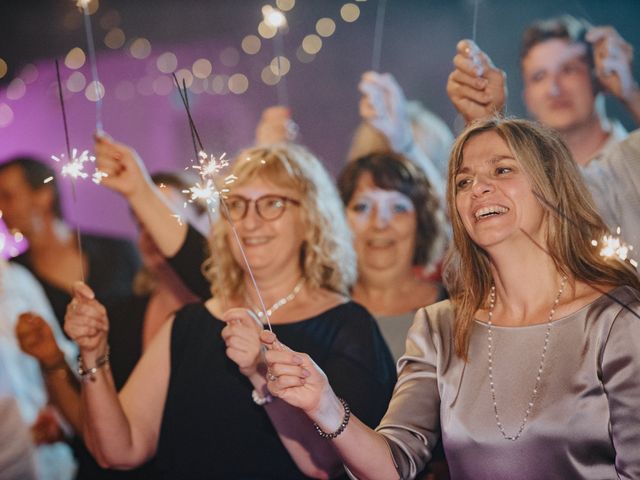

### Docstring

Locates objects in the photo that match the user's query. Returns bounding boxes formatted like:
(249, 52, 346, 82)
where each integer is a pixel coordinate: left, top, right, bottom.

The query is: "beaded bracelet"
(77, 347, 110, 382)
(251, 388, 273, 406)
(313, 398, 351, 439)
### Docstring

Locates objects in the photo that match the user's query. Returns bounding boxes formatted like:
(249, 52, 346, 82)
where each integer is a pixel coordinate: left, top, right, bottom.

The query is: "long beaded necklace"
(245, 278, 305, 321)
(486, 276, 567, 441)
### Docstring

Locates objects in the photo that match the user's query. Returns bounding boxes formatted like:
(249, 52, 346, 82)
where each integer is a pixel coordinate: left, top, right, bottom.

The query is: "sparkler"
(76, 0, 104, 133)
(371, 0, 388, 71)
(171, 76, 274, 329)
(263, 5, 289, 106)
(591, 227, 638, 268)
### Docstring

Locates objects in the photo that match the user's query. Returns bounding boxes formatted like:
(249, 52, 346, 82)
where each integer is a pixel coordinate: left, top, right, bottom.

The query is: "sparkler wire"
(371, 0, 387, 71)
(171, 78, 273, 330)
(81, 3, 103, 133)
(54, 59, 85, 282)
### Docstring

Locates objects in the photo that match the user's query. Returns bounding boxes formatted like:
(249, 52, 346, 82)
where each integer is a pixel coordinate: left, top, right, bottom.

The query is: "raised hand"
(447, 39, 507, 124)
(587, 26, 638, 103)
(94, 134, 153, 199)
(221, 308, 265, 378)
(16, 313, 65, 369)
(358, 71, 413, 153)
(64, 282, 109, 357)
(255, 106, 299, 146)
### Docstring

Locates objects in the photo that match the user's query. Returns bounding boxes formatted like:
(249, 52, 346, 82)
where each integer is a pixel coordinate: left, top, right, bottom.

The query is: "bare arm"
(95, 135, 188, 257)
(65, 282, 170, 469)
(16, 313, 82, 433)
(262, 331, 400, 480)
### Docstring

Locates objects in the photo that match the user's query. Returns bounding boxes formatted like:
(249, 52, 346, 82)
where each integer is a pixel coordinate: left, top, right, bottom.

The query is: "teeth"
(243, 237, 270, 246)
(475, 206, 508, 220)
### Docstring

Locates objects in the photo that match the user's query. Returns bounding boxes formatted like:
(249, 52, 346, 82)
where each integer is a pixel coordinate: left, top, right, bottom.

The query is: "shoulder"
(404, 300, 455, 355)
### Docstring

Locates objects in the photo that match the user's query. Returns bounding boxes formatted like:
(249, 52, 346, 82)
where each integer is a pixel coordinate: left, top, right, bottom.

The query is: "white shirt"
(581, 122, 640, 267)
(0, 261, 77, 480)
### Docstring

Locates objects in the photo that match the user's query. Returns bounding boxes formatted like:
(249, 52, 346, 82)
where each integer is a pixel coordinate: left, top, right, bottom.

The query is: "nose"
(548, 74, 561, 97)
(470, 175, 494, 197)
(372, 203, 392, 229)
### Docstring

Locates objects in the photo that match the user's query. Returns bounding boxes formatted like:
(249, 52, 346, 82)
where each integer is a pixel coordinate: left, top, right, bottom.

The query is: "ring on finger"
(267, 371, 277, 382)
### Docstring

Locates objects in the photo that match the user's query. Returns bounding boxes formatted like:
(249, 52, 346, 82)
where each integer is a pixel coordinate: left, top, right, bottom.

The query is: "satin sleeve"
(600, 299, 640, 479)
(375, 305, 446, 480)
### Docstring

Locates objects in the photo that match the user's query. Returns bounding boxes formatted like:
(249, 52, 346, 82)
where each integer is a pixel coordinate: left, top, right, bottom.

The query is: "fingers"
(221, 307, 262, 330)
(72, 281, 95, 300)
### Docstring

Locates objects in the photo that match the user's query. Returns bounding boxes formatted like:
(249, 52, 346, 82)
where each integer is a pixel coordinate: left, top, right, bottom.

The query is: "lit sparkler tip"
(262, 5, 287, 28)
(92, 169, 108, 184)
(593, 230, 636, 265)
(76, 0, 91, 9)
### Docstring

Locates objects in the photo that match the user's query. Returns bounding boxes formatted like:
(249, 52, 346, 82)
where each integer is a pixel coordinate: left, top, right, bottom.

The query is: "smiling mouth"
(367, 238, 394, 248)
(243, 237, 271, 246)
(474, 206, 509, 222)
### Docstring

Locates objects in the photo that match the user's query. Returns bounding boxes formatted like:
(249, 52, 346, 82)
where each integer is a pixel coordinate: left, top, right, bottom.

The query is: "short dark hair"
(338, 152, 442, 267)
(520, 15, 593, 68)
(0, 156, 62, 218)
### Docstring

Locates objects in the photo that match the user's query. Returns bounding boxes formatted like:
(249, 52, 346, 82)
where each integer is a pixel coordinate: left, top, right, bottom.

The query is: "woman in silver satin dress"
(261, 117, 640, 480)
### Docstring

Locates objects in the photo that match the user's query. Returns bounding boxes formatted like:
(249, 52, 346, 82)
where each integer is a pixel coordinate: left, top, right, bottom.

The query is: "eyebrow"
(456, 155, 515, 175)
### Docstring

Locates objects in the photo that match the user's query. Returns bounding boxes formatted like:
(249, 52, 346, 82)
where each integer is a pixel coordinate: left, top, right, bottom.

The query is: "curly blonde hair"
(443, 117, 640, 359)
(205, 143, 356, 300)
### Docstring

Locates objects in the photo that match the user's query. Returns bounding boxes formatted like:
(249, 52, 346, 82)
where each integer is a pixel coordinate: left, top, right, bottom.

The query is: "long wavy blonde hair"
(443, 118, 640, 359)
(205, 143, 357, 300)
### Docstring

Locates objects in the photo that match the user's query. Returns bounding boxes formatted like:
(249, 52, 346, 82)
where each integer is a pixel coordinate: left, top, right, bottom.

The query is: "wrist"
(308, 389, 344, 431)
(40, 351, 67, 372)
(78, 346, 110, 383)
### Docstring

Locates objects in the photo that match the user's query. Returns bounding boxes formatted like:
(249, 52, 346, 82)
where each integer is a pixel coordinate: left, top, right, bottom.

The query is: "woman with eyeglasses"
(65, 140, 396, 479)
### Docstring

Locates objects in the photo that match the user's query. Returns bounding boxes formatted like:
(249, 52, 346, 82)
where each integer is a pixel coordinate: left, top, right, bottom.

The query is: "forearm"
(312, 395, 399, 480)
(80, 359, 147, 469)
(41, 363, 82, 433)
(401, 142, 445, 201)
(128, 182, 188, 257)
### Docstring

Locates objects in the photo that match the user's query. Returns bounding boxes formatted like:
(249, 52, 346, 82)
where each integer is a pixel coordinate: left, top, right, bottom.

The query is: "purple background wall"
(1, 0, 638, 239)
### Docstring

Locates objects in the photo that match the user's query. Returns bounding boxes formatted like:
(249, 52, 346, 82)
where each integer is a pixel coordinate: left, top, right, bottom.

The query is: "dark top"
(155, 301, 396, 480)
(12, 232, 140, 329)
(166, 224, 210, 300)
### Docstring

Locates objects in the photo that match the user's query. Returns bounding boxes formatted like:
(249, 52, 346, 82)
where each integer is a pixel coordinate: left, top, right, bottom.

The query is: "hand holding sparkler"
(64, 281, 109, 358)
(358, 71, 413, 154)
(94, 135, 153, 200)
(447, 39, 506, 124)
(255, 106, 299, 146)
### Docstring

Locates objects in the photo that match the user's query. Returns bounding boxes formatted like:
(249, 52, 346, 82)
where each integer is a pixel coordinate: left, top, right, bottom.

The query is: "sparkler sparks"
(192, 151, 229, 179)
(51, 149, 96, 180)
(183, 179, 219, 205)
(591, 227, 637, 267)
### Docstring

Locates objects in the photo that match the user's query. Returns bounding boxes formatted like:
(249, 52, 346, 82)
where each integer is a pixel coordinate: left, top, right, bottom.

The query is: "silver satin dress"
(375, 286, 640, 479)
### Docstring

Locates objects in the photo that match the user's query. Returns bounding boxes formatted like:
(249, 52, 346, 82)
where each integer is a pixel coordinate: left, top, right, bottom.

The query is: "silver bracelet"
(313, 398, 351, 439)
(251, 388, 273, 406)
(77, 347, 110, 382)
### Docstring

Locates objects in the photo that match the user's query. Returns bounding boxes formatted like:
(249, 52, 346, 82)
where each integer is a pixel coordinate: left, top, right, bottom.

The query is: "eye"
(350, 201, 371, 214)
(456, 177, 472, 190)
(496, 166, 512, 175)
(392, 202, 412, 214)
(529, 70, 546, 83)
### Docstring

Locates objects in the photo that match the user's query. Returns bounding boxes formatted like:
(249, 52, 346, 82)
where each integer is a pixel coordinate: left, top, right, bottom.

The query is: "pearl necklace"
(246, 278, 305, 321)
(486, 276, 567, 441)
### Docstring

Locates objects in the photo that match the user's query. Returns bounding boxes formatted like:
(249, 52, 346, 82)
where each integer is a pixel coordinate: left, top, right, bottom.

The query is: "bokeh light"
(85, 80, 106, 101)
(65, 47, 86, 69)
(228, 73, 249, 94)
(241, 35, 262, 55)
(156, 52, 178, 73)
(302, 34, 322, 55)
(104, 28, 126, 49)
(340, 3, 361, 22)
(192, 58, 213, 79)
(130, 38, 152, 59)
(316, 18, 336, 37)
(67, 71, 87, 92)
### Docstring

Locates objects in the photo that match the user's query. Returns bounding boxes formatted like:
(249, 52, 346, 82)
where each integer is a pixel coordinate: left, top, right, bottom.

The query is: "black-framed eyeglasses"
(223, 194, 301, 222)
